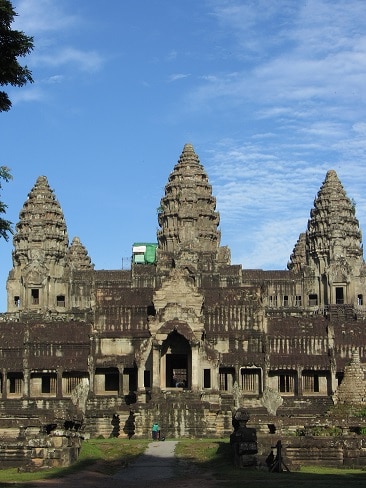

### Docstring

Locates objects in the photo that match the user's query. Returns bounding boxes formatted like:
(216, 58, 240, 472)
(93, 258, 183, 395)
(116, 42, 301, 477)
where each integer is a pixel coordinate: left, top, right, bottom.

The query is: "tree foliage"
(0, 0, 34, 112)
(0, 166, 13, 240)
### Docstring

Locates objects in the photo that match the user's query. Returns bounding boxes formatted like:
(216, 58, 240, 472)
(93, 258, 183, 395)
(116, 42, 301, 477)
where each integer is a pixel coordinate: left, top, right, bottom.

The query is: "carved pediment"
(23, 260, 48, 286)
(328, 257, 352, 284)
(149, 268, 204, 339)
(153, 268, 203, 316)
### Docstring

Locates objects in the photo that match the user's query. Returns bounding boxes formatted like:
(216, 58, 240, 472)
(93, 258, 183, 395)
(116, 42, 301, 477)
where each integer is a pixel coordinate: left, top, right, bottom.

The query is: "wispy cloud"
(168, 73, 190, 82)
(10, 86, 45, 104)
(34, 48, 103, 72)
(13, 0, 104, 88)
(205, 132, 366, 269)
(14, 0, 78, 33)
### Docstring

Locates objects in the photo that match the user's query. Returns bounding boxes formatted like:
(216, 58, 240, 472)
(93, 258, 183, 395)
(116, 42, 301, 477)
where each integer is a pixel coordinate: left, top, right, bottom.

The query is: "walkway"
(113, 440, 178, 483)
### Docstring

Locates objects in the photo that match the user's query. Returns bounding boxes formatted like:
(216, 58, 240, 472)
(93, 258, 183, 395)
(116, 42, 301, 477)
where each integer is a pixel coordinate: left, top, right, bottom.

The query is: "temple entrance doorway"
(161, 330, 191, 388)
(166, 354, 188, 387)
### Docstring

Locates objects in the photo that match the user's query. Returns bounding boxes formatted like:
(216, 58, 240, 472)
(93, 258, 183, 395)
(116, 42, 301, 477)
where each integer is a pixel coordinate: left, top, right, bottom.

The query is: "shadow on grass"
(0, 438, 149, 486)
(1, 439, 366, 488)
(175, 439, 366, 488)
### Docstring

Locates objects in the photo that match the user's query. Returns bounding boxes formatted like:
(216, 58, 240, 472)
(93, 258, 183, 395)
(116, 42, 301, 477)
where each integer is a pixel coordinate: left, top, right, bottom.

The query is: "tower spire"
(156, 144, 221, 271)
(306, 169, 363, 272)
(7, 176, 69, 312)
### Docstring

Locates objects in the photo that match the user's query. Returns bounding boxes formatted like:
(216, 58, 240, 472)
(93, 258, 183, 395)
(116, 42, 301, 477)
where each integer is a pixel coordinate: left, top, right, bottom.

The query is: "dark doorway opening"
(166, 354, 188, 387)
(162, 330, 191, 388)
(336, 287, 344, 304)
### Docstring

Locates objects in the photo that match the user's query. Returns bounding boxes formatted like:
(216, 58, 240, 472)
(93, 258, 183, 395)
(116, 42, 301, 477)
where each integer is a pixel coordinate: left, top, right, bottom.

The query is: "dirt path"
(20, 441, 218, 488)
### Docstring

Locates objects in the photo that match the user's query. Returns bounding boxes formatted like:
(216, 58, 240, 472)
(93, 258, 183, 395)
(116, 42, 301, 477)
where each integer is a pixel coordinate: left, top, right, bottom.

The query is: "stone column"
(297, 368, 303, 396)
(137, 364, 145, 389)
(2, 369, 6, 399)
(152, 342, 161, 393)
(211, 365, 219, 390)
(118, 366, 124, 396)
(23, 368, 29, 398)
(191, 344, 199, 390)
(136, 364, 147, 403)
(56, 368, 63, 399)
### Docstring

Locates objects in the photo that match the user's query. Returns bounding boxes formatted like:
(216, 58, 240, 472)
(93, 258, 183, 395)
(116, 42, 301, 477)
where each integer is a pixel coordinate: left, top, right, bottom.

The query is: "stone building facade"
(1, 143, 366, 440)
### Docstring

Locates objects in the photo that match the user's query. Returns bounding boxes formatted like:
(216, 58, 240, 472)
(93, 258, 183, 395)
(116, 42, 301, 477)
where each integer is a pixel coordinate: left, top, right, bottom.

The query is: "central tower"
(156, 143, 225, 273)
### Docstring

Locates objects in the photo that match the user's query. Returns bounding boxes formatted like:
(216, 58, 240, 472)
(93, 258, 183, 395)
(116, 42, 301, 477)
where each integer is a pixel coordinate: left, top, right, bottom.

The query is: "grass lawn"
(0, 437, 365, 487)
(0, 437, 149, 485)
(175, 439, 366, 488)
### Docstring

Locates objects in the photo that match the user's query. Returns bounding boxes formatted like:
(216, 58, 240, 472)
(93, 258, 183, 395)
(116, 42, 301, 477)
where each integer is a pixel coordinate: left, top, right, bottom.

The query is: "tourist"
(152, 422, 160, 440)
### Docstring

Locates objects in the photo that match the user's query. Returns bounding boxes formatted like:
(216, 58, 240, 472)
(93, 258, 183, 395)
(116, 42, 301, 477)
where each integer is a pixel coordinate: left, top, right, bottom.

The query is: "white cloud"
(35, 48, 103, 72)
(204, 132, 366, 269)
(168, 73, 190, 82)
(10, 86, 45, 104)
(13, 1, 103, 75)
(14, 0, 78, 33)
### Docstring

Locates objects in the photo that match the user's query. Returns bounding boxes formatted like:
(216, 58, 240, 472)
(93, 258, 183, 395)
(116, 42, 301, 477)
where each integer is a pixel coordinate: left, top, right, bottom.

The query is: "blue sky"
(1, 0, 366, 311)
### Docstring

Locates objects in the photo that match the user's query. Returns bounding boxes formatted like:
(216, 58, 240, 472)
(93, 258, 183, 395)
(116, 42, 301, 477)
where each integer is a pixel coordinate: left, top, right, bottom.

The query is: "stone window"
(7, 373, 23, 397)
(30, 372, 57, 397)
(308, 294, 318, 306)
(95, 368, 119, 395)
(241, 368, 261, 394)
(302, 371, 328, 395)
(358, 294, 363, 306)
(269, 295, 277, 307)
(302, 372, 319, 393)
(283, 295, 289, 306)
(295, 295, 302, 306)
(123, 367, 137, 392)
(278, 371, 296, 394)
(62, 373, 89, 396)
(31, 288, 39, 305)
(203, 369, 211, 389)
(14, 296, 20, 307)
(219, 367, 234, 391)
(56, 295, 65, 307)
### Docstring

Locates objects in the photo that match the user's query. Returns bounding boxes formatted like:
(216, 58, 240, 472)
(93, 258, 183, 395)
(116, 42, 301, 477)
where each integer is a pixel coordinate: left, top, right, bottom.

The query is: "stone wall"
(0, 429, 82, 470)
(257, 434, 366, 468)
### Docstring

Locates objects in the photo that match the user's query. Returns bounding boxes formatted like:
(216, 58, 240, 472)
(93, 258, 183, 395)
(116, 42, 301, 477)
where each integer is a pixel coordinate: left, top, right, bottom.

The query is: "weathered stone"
(0, 144, 365, 470)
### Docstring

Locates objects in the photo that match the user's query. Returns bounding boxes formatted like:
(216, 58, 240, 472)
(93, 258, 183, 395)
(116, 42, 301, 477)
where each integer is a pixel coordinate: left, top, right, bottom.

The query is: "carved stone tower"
(156, 143, 224, 273)
(304, 170, 364, 307)
(7, 176, 70, 313)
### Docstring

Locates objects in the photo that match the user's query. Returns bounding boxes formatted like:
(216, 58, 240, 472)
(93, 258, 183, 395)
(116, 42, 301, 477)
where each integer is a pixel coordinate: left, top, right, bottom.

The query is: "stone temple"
(1, 143, 366, 441)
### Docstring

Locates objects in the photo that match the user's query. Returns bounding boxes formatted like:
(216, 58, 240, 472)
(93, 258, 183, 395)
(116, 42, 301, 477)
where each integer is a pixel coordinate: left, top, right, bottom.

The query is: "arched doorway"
(161, 330, 191, 388)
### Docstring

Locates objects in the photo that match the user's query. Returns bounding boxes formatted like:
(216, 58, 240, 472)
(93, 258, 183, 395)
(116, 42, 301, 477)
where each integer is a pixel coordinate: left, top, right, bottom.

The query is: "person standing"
(152, 422, 160, 440)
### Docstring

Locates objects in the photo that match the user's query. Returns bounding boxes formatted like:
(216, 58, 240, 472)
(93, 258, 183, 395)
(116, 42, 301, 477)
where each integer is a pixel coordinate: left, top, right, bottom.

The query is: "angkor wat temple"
(1, 143, 366, 441)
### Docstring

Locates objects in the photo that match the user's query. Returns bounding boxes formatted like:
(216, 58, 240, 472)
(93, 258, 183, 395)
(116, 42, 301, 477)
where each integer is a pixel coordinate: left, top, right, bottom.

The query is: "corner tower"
(307, 170, 363, 270)
(290, 170, 365, 308)
(7, 176, 69, 313)
(156, 144, 227, 273)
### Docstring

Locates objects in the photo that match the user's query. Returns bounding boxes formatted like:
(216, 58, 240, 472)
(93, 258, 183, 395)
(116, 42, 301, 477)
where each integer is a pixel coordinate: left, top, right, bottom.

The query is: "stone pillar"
(137, 364, 145, 389)
(2, 369, 6, 399)
(211, 366, 218, 390)
(136, 364, 148, 403)
(297, 368, 303, 396)
(23, 368, 29, 398)
(55, 369, 62, 399)
(152, 343, 161, 393)
(191, 344, 199, 390)
(119, 366, 124, 396)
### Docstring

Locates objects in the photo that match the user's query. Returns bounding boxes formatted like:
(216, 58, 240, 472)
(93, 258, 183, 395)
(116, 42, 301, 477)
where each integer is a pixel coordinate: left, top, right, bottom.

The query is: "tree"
(0, 166, 13, 240)
(0, 0, 34, 112)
